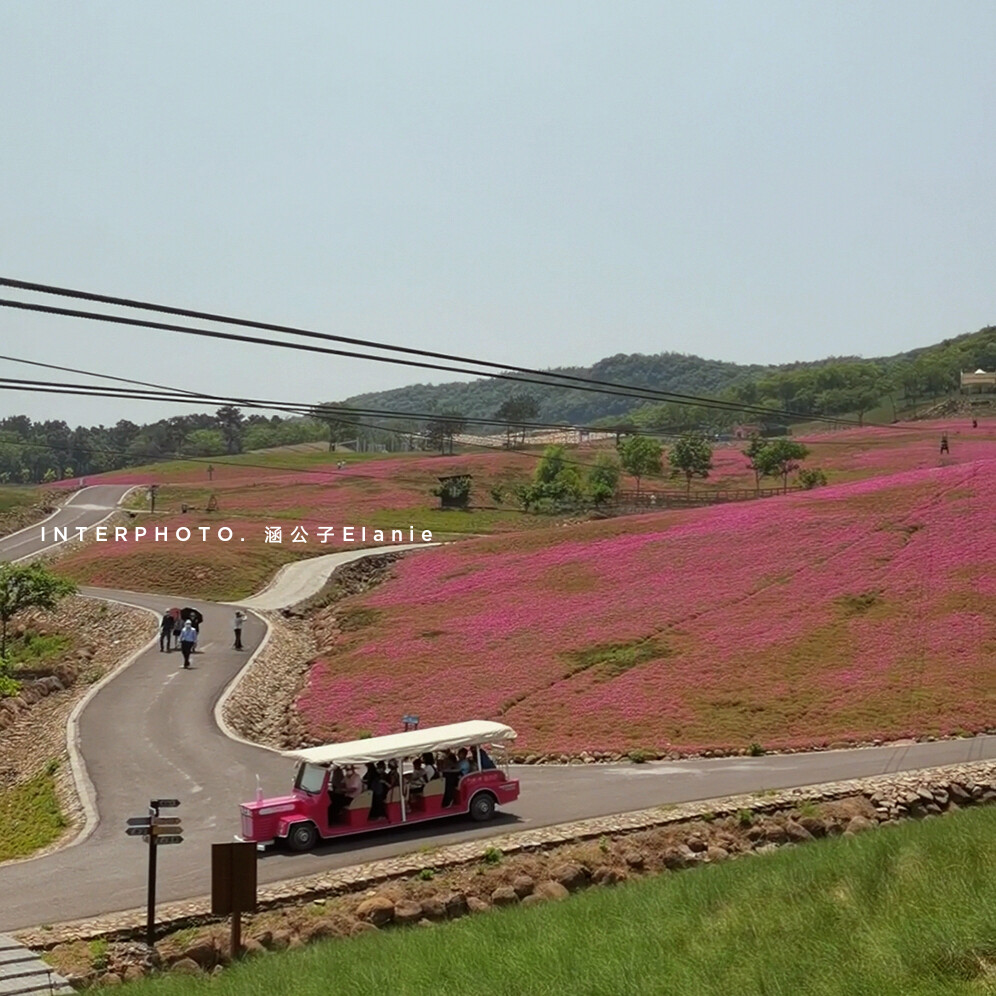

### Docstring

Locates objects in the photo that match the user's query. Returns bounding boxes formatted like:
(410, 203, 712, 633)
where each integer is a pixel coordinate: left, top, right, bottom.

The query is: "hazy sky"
(2, 2, 995, 426)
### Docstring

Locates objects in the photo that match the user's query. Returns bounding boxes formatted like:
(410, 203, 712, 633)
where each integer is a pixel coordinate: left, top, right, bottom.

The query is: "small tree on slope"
(617, 435, 663, 495)
(0, 563, 78, 657)
(668, 434, 714, 497)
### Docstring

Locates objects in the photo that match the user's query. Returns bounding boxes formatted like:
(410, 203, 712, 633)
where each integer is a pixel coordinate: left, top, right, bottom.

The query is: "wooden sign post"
(126, 799, 182, 949)
(211, 842, 258, 958)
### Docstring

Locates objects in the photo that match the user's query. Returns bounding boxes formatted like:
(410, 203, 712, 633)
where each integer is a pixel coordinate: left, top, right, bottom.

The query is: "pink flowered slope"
(297, 456, 996, 754)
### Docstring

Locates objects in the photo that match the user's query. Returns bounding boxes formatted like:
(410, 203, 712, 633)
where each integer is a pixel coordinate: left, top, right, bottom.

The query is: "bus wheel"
(469, 793, 495, 822)
(286, 822, 318, 852)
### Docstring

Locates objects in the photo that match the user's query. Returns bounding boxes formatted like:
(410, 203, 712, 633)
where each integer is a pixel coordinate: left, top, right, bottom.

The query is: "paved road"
(0, 493, 994, 931)
(235, 544, 436, 611)
(0, 580, 992, 929)
(0, 485, 134, 562)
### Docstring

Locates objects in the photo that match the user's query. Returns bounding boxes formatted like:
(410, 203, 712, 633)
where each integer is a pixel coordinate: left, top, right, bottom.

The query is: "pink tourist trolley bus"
(237, 720, 520, 852)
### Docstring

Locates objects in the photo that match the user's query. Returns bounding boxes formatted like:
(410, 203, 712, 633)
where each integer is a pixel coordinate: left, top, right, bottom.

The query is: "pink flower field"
(298, 453, 996, 755)
(52, 451, 547, 598)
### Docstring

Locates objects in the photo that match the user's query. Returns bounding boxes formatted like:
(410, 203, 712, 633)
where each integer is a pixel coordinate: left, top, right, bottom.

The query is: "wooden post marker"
(212, 842, 258, 958)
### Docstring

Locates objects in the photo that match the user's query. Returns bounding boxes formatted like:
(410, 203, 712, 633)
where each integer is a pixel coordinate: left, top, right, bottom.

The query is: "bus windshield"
(294, 762, 327, 795)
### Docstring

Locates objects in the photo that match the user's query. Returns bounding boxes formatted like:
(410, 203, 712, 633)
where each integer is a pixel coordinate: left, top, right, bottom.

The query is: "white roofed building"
(960, 369, 996, 393)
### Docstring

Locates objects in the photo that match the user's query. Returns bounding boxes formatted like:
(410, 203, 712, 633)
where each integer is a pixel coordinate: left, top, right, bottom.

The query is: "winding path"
(0, 487, 994, 932)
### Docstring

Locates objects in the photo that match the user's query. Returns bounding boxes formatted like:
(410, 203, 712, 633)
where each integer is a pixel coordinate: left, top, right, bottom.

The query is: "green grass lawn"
(0, 484, 42, 514)
(0, 765, 66, 862)
(5, 631, 71, 671)
(109, 805, 996, 996)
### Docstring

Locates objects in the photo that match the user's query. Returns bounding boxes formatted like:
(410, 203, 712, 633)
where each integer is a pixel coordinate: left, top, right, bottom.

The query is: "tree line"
(0, 407, 332, 483)
(507, 434, 818, 513)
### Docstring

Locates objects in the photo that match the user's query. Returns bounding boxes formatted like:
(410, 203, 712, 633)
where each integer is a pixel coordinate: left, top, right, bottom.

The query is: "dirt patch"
(0, 489, 61, 539)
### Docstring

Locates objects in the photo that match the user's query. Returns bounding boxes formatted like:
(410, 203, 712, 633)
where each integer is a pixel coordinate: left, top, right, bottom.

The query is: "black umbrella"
(180, 607, 204, 629)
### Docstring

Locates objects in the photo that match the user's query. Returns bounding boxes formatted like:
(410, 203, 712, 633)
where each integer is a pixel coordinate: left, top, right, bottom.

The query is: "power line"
(0, 367, 706, 438)
(0, 296, 750, 418)
(0, 381, 651, 481)
(0, 279, 890, 428)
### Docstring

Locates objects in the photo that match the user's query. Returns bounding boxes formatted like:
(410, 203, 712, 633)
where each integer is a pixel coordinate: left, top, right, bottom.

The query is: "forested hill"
(345, 352, 772, 424)
(346, 327, 996, 426)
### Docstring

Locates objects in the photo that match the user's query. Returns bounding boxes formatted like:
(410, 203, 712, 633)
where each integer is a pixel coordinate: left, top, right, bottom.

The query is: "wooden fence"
(610, 486, 804, 509)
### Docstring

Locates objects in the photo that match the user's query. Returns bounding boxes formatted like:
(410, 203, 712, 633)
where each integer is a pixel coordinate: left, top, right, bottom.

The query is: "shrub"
(88, 939, 109, 971)
(737, 809, 755, 827)
(0, 654, 20, 697)
(798, 467, 828, 489)
(628, 749, 650, 764)
(836, 589, 884, 615)
(482, 846, 502, 865)
(418, 868, 435, 881)
(748, 742, 766, 757)
(586, 453, 621, 505)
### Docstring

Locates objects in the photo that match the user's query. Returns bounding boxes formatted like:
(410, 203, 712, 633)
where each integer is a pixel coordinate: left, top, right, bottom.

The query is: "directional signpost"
(125, 798, 182, 947)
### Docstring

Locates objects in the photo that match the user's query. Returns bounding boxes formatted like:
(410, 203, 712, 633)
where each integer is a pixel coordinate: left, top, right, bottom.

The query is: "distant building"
(960, 369, 996, 394)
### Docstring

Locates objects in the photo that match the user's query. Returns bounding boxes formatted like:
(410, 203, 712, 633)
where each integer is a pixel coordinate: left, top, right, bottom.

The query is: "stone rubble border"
(16, 756, 996, 950)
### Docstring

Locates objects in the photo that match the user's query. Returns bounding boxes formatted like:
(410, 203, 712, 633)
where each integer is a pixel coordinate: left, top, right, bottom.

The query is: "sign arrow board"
(152, 816, 182, 826)
(127, 817, 152, 827)
(150, 825, 183, 835)
(154, 835, 183, 845)
(126, 827, 150, 836)
(151, 799, 180, 808)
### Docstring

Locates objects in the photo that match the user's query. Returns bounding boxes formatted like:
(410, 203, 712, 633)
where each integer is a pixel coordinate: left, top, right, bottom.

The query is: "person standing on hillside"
(159, 612, 174, 652)
(940, 433, 950, 454)
(233, 610, 245, 650)
(179, 620, 198, 668)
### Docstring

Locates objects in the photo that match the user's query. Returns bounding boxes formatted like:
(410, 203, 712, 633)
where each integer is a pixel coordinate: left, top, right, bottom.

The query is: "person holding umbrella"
(169, 608, 182, 650)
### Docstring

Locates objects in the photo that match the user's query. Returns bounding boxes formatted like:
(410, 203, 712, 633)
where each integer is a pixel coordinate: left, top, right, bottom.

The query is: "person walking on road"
(159, 612, 174, 652)
(171, 614, 182, 650)
(233, 610, 245, 650)
(179, 620, 198, 668)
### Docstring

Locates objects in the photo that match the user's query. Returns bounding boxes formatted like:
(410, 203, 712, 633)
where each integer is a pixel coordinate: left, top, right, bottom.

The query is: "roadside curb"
(0, 595, 160, 870)
(16, 757, 996, 947)
(211, 544, 438, 751)
(211, 610, 279, 754)
(61, 595, 160, 856)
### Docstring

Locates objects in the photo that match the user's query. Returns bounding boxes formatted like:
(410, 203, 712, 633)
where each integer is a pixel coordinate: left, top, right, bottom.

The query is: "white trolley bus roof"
(284, 720, 517, 767)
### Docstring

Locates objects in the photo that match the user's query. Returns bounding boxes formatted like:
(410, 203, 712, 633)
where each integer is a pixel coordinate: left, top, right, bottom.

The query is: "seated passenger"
(479, 748, 496, 770)
(457, 747, 472, 776)
(406, 758, 427, 807)
(421, 752, 438, 780)
(386, 759, 400, 790)
(343, 764, 362, 799)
